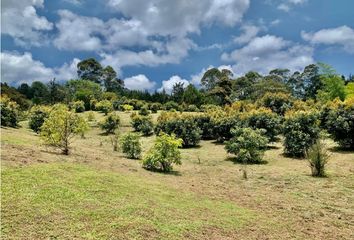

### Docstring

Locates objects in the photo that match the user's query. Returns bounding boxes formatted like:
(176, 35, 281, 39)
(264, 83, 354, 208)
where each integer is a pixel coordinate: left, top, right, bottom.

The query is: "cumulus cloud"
(221, 35, 314, 75)
(234, 24, 261, 44)
(301, 25, 354, 53)
(1, 0, 53, 47)
(277, 0, 307, 12)
(1, 52, 79, 85)
(123, 74, 156, 91)
(158, 75, 190, 94)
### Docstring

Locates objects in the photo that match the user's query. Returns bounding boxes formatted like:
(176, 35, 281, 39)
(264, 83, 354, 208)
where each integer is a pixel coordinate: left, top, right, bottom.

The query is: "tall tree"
(31, 81, 49, 104)
(77, 58, 103, 84)
(102, 66, 124, 93)
(171, 82, 185, 104)
(47, 78, 66, 104)
(183, 84, 202, 105)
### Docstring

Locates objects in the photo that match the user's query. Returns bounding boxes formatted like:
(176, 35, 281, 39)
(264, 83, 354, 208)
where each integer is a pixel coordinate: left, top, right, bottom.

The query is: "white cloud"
(234, 24, 261, 44)
(1, 52, 79, 85)
(1, 0, 53, 47)
(221, 35, 314, 75)
(158, 75, 190, 94)
(277, 4, 290, 12)
(123, 74, 156, 91)
(301, 25, 354, 53)
(270, 19, 281, 26)
(277, 0, 307, 12)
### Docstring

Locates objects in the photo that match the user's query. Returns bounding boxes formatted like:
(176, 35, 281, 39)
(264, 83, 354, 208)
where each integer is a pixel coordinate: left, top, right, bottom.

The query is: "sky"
(1, 0, 354, 93)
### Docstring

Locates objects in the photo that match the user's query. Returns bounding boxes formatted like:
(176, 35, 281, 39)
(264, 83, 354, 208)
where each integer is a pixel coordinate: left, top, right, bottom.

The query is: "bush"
(29, 105, 50, 133)
(0, 95, 19, 127)
(120, 133, 141, 159)
(283, 111, 320, 157)
(321, 101, 354, 149)
(122, 104, 134, 112)
(95, 100, 113, 115)
(150, 103, 162, 113)
(243, 108, 281, 142)
(40, 104, 89, 155)
(142, 133, 183, 172)
(70, 101, 85, 113)
(164, 101, 179, 111)
(258, 92, 293, 115)
(139, 105, 150, 116)
(193, 114, 214, 140)
(307, 140, 329, 177)
(212, 115, 240, 143)
(187, 104, 199, 112)
(131, 113, 154, 136)
(155, 114, 201, 147)
(225, 127, 268, 164)
(100, 113, 120, 134)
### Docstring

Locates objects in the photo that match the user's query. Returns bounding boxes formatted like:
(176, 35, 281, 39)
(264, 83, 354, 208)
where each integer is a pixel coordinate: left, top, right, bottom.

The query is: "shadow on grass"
(142, 167, 182, 176)
(328, 146, 354, 155)
(225, 156, 268, 165)
(181, 145, 202, 149)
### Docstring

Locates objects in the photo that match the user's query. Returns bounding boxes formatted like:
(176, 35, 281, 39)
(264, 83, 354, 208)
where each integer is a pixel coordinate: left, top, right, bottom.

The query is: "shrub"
(187, 104, 199, 112)
(258, 92, 293, 115)
(120, 133, 142, 159)
(212, 115, 240, 143)
(307, 140, 329, 177)
(142, 133, 183, 172)
(131, 113, 154, 136)
(40, 104, 89, 155)
(193, 114, 214, 140)
(150, 103, 162, 113)
(100, 113, 120, 134)
(86, 111, 95, 122)
(283, 111, 320, 157)
(122, 104, 134, 112)
(70, 101, 85, 113)
(29, 105, 50, 133)
(155, 114, 201, 147)
(95, 100, 113, 115)
(139, 105, 150, 116)
(164, 101, 179, 111)
(0, 95, 19, 127)
(321, 101, 354, 149)
(243, 108, 281, 142)
(225, 127, 268, 164)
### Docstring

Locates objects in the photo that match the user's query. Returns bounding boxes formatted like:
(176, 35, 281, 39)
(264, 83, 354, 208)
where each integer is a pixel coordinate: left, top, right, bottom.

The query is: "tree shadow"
(143, 167, 182, 176)
(280, 153, 306, 160)
(328, 146, 354, 155)
(225, 156, 268, 165)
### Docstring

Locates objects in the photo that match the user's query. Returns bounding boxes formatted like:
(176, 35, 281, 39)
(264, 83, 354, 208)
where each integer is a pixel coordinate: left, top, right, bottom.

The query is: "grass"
(1, 110, 354, 239)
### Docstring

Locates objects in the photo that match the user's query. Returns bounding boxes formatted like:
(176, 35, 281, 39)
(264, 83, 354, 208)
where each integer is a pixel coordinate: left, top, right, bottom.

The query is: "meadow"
(1, 111, 353, 239)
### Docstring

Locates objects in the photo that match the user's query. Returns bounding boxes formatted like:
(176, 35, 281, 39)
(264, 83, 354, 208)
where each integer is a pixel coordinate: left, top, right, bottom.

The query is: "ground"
(1, 111, 353, 239)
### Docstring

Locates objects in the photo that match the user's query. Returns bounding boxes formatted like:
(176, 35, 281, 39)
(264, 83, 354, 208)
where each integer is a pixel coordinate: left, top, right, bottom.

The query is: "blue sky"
(1, 0, 354, 92)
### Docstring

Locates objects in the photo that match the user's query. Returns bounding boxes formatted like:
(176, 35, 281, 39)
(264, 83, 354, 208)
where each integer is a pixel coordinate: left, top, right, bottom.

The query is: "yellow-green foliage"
(142, 133, 183, 172)
(122, 104, 134, 112)
(345, 82, 354, 99)
(40, 104, 89, 155)
(0, 94, 19, 127)
(95, 100, 113, 115)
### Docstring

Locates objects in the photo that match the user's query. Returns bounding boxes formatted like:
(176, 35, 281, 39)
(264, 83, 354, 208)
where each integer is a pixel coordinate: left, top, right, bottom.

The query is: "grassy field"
(1, 111, 354, 239)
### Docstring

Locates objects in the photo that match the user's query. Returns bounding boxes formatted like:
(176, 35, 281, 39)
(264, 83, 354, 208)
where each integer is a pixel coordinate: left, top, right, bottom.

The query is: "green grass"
(1, 162, 253, 239)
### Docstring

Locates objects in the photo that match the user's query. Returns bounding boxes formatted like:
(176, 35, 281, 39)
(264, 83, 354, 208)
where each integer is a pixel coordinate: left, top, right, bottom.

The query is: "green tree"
(120, 133, 142, 159)
(40, 104, 89, 155)
(66, 79, 102, 110)
(102, 66, 124, 93)
(142, 133, 183, 172)
(31, 81, 49, 104)
(345, 82, 354, 99)
(172, 82, 185, 104)
(100, 113, 120, 134)
(77, 58, 103, 84)
(317, 75, 346, 101)
(182, 84, 202, 106)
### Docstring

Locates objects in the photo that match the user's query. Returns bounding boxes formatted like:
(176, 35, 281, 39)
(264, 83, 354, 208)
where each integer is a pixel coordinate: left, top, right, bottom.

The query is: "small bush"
(71, 100, 85, 113)
(96, 100, 113, 115)
(164, 101, 179, 111)
(29, 105, 50, 133)
(120, 133, 142, 159)
(131, 113, 154, 136)
(307, 140, 330, 177)
(258, 92, 293, 115)
(193, 114, 214, 140)
(187, 104, 199, 112)
(139, 105, 150, 116)
(0, 95, 19, 127)
(225, 127, 268, 164)
(122, 104, 134, 112)
(283, 111, 320, 157)
(142, 133, 183, 172)
(100, 113, 120, 134)
(212, 115, 240, 143)
(150, 103, 162, 113)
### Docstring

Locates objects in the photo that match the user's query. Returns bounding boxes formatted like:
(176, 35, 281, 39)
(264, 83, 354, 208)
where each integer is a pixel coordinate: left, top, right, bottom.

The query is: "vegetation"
(142, 133, 183, 172)
(29, 105, 50, 133)
(40, 104, 89, 155)
(100, 113, 120, 134)
(0, 95, 19, 127)
(307, 140, 330, 177)
(120, 133, 142, 159)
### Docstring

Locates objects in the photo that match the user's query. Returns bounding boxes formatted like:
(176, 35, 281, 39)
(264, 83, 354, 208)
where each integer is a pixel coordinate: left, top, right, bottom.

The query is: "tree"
(251, 78, 290, 100)
(0, 95, 19, 127)
(182, 84, 202, 106)
(29, 105, 50, 133)
(142, 133, 183, 172)
(47, 78, 66, 104)
(40, 104, 89, 155)
(66, 79, 102, 110)
(345, 82, 354, 99)
(317, 75, 346, 101)
(172, 82, 185, 104)
(17, 83, 32, 99)
(77, 58, 103, 84)
(201, 68, 232, 91)
(31, 81, 49, 104)
(225, 127, 268, 164)
(1, 83, 30, 109)
(120, 133, 142, 159)
(100, 113, 120, 134)
(102, 66, 124, 93)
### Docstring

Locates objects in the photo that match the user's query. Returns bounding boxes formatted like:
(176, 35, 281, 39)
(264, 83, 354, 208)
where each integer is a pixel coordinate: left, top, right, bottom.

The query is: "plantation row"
(2, 92, 353, 175)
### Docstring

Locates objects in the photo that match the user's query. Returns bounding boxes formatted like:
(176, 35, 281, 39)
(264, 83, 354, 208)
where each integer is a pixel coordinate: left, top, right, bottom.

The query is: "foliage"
(131, 113, 154, 136)
(29, 105, 50, 133)
(100, 113, 120, 134)
(139, 105, 150, 115)
(149, 103, 162, 113)
(95, 100, 113, 115)
(321, 101, 354, 149)
(40, 104, 89, 155)
(110, 131, 120, 151)
(307, 140, 329, 177)
(142, 133, 183, 172)
(164, 101, 179, 111)
(86, 111, 95, 122)
(155, 113, 202, 147)
(243, 108, 281, 142)
(225, 127, 268, 164)
(193, 114, 215, 140)
(1, 83, 30, 109)
(70, 100, 85, 113)
(283, 111, 320, 157)
(172, 82, 185, 104)
(317, 75, 346, 101)
(345, 82, 354, 99)
(258, 92, 293, 115)
(66, 79, 102, 110)
(186, 104, 199, 112)
(0, 95, 19, 127)
(122, 104, 134, 111)
(120, 133, 142, 159)
(31, 81, 50, 105)
(212, 115, 240, 143)
(183, 84, 202, 106)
